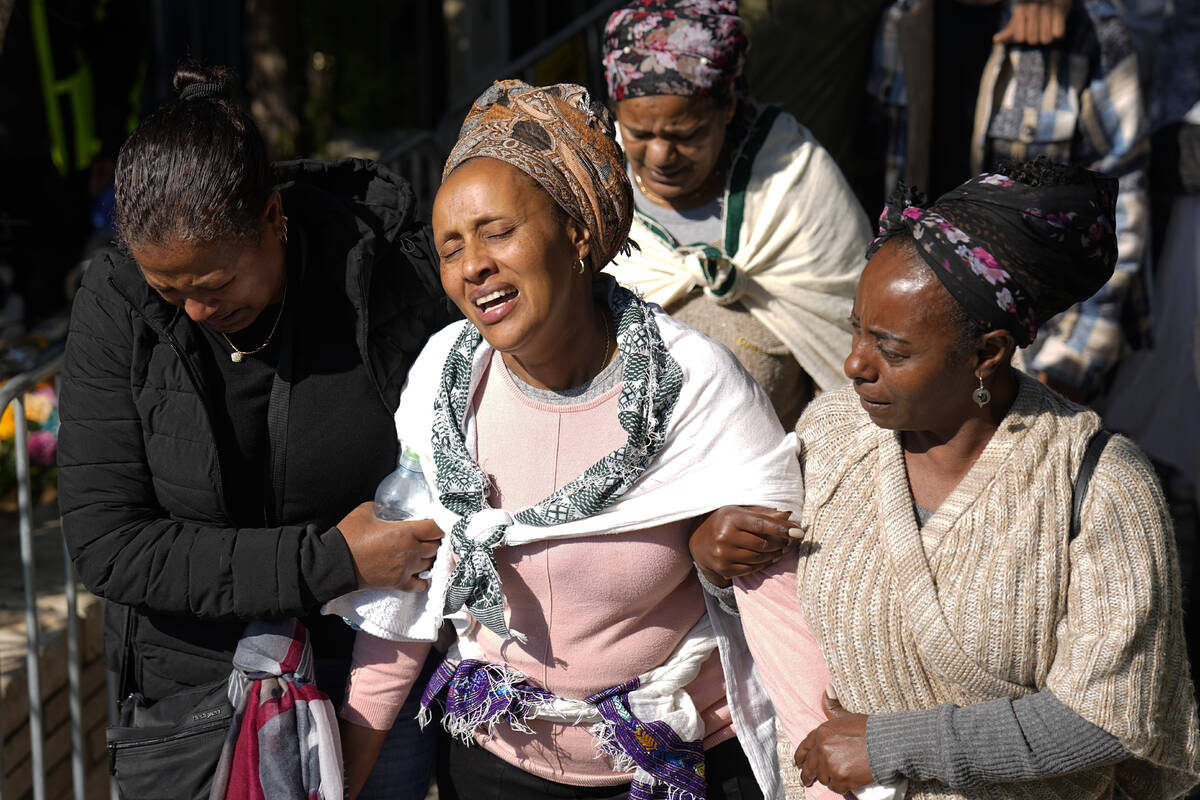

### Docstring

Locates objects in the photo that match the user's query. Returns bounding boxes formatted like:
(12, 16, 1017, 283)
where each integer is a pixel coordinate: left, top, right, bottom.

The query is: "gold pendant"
(230, 351, 244, 364)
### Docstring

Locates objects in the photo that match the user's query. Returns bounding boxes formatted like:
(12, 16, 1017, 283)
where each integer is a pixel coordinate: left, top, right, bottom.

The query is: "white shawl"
(606, 105, 871, 391)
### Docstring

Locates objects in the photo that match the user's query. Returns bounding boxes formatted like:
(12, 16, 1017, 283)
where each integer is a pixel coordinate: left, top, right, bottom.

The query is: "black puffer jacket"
(58, 159, 457, 701)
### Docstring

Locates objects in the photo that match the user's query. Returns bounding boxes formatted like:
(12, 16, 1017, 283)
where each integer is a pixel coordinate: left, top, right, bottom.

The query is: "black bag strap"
(117, 601, 137, 701)
(264, 316, 294, 526)
(264, 238, 302, 525)
(1070, 429, 1113, 541)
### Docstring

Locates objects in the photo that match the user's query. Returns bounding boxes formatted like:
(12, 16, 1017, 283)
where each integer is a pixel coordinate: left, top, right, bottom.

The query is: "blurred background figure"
(866, 0, 1148, 408)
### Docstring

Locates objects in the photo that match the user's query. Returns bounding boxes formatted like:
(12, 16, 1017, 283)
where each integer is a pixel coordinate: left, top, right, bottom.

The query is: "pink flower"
(939, 220, 970, 244)
(1086, 218, 1112, 242)
(979, 174, 1015, 187)
(969, 246, 1009, 285)
(901, 207, 923, 221)
(27, 431, 56, 467)
(972, 247, 998, 269)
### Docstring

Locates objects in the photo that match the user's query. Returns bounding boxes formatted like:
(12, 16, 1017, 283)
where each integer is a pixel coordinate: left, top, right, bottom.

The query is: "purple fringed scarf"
(420, 658, 707, 800)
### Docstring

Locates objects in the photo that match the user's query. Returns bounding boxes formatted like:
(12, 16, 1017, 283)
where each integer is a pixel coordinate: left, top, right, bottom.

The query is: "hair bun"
(178, 82, 225, 101)
(172, 64, 233, 101)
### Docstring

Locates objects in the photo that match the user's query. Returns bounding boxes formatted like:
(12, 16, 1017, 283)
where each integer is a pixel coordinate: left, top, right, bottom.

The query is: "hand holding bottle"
(337, 503, 443, 591)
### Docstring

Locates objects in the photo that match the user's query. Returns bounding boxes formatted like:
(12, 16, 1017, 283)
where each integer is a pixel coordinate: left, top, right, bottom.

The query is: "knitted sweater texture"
(793, 373, 1200, 799)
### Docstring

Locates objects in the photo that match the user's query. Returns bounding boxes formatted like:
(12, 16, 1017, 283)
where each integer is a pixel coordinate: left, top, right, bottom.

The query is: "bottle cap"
(400, 447, 422, 471)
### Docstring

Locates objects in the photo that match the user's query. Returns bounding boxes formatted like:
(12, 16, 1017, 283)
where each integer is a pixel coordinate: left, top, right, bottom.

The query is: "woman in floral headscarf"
(603, 0, 872, 428)
(331, 81, 833, 800)
(769, 159, 1200, 799)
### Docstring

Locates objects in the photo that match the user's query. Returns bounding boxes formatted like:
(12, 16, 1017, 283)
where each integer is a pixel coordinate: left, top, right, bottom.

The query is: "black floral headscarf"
(603, 0, 748, 101)
(866, 170, 1118, 346)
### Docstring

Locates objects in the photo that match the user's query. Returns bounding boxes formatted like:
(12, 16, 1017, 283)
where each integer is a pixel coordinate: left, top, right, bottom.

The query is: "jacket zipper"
(107, 716, 231, 773)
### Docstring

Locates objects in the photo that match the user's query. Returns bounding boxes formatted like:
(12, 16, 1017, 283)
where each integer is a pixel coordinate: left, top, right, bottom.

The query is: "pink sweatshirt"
(342, 351, 836, 794)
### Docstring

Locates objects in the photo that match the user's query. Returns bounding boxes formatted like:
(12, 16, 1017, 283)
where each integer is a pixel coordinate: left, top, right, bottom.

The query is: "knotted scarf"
(419, 619, 717, 800)
(434, 284, 683, 639)
(866, 170, 1118, 346)
(208, 620, 342, 800)
(604, 0, 748, 101)
(443, 80, 632, 273)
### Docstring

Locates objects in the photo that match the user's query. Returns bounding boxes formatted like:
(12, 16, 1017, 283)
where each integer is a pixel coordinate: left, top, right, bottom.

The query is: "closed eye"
(194, 276, 234, 293)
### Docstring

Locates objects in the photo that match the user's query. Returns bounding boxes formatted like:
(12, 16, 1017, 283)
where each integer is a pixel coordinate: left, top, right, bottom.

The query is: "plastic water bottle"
(373, 447, 433, 521)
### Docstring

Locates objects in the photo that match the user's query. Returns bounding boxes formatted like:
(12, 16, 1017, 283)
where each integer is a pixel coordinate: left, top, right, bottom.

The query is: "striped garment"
(869, 0, 1150, 393)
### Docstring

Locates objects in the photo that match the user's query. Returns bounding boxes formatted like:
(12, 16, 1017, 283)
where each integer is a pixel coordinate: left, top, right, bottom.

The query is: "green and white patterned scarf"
(431, 285, 683, 638)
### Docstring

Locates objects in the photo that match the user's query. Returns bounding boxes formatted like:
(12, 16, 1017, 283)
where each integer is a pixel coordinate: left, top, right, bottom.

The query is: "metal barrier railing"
(0, 352, 88, 800)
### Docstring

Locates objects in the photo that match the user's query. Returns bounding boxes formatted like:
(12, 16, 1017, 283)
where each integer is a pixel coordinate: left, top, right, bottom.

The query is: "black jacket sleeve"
(58, 263, 357, 622)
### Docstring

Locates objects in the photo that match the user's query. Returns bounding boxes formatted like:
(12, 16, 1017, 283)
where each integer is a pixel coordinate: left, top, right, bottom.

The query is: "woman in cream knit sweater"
(769, 160, 1200, 799)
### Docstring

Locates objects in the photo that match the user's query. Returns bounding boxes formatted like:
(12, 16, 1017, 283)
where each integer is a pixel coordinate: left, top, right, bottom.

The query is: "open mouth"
(475, 288, 517, 312)
(473, 287, 519, 324)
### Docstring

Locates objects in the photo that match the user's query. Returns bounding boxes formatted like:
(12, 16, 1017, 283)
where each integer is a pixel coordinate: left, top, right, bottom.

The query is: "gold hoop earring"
(973, 375, 991, 407)
(280, 214, 289, 245)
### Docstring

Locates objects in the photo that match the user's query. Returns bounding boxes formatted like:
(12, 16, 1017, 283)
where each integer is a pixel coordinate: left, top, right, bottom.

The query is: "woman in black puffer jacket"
(57, 64, 456, 799)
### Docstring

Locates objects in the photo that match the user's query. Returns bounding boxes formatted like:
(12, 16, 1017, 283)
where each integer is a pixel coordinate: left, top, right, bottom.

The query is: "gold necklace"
(219, 283, 287, 363)
(633, 171, 672, 206)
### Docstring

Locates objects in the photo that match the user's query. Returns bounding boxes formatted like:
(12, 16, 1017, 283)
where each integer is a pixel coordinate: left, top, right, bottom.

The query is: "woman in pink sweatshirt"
(333, 80, 839, 800)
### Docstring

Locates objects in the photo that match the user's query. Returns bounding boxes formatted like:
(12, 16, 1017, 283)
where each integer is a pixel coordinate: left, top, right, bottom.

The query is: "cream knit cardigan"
(792, 373, 1200, 799)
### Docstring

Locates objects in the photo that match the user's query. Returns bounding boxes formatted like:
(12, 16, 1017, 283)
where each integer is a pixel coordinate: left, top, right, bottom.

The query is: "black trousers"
(436, 731, 763, 800)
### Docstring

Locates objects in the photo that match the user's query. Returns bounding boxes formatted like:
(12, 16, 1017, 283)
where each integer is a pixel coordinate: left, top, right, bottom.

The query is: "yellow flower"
(24, 393, 53, 425)
(0, 405, 13, 441)
(696, 763, 705, 779)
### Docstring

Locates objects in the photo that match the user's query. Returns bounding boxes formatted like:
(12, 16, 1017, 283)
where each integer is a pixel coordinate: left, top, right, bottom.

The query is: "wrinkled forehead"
(132, 236, 253, 287)
(615, 94, 723, 130)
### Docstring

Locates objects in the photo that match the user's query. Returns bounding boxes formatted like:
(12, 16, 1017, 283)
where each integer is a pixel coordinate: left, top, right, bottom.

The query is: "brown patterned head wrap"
(443, 80, 633, 273)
